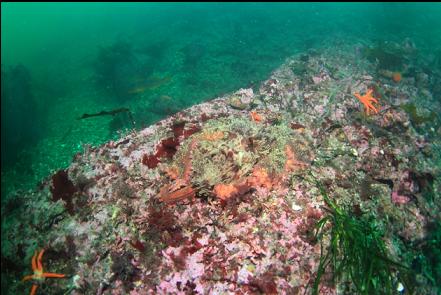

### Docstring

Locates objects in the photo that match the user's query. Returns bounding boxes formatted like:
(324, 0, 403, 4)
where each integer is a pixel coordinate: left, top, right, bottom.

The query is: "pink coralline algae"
(391, 191, 411, 204)
(145, 188, 328, 294)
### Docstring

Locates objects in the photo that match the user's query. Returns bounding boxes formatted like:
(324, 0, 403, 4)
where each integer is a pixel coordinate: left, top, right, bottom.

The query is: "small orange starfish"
(250, 111, 263, 122)
(22, 249, 66, 295)
(354, 89, 380, 115)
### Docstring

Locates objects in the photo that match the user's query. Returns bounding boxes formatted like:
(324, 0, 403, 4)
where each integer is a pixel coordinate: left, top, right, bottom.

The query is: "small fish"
(128, 86, 148, 94)
(78, 108, 130, 119)
(128, 75, 172, 94)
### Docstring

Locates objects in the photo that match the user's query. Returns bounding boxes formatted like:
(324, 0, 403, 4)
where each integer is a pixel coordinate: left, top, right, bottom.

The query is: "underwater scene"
(1, 2, 441, 294)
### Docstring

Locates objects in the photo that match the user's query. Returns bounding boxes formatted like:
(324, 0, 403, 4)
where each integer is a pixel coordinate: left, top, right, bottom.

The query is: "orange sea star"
(250, 111, 263, 122)
(354, 89, 380, 115)
(22, 249, 66, 295)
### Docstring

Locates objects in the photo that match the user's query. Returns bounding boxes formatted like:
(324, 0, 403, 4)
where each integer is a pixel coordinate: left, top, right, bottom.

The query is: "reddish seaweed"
(171, 121, 186, 138)
(50, 169, 78, 215)
(142, 154, 160, 169)
(129, 239, 146, 252)
(183, 125, 201, 139)
(157, 137, 180, 159)
(248, 270, 278, 294)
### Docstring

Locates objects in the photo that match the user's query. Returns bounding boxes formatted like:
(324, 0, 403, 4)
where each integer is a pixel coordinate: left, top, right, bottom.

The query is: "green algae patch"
(401, 103, 437, 126)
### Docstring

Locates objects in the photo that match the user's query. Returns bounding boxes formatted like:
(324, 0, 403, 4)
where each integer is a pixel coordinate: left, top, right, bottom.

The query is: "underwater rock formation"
(2, 39, 441, 295)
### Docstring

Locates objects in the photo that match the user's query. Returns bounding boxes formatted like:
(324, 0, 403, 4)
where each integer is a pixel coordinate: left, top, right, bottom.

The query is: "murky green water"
(2, 2, 441, 196)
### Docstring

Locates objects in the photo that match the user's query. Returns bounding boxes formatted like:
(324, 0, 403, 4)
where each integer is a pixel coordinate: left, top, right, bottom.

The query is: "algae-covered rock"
(228, 88, 254, 110)
(167, 116, 313, 197)
(3, 38, 441, 295)
(401, 103, 437, 126)
(362, 43, 406, 71)
(290, 61, 308, 77)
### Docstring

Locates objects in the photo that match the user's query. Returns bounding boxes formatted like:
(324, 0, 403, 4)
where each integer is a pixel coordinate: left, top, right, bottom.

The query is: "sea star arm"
(368, 101, 379, 113)
(354, 91, 380, 115)
(41, 273, 66, 278)
(22, 248, 66, 294)
(22, 275, 36, 282)
(364, 102, 377, 114)
(36, 249, 45, 271)
(30, 284, 38, 295)
(369, 96, 378, 103)
(354, 92, 362, 100)
(31, 251, 38, 272)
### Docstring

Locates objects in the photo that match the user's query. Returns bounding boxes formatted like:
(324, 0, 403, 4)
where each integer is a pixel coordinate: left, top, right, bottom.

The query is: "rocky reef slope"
(2, 40, 440, 294)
